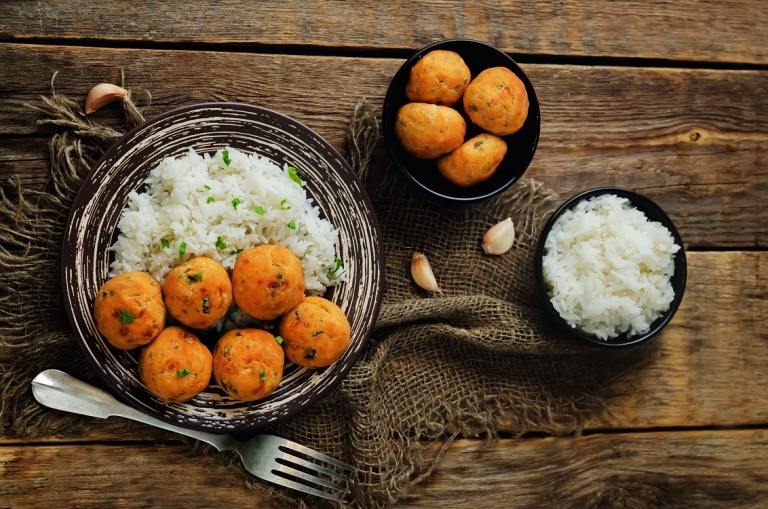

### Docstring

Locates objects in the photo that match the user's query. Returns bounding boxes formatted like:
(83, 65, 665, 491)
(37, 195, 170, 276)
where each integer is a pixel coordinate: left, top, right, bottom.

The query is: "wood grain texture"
(1, 251, 765, 444)
(1, 431, 766, 508)
(0, 137, 48, 188)
(0, 1, 766, 64)
(0, 44, 765, 248)
(579, 251, 768, 430)
(402, 431, 768, 508)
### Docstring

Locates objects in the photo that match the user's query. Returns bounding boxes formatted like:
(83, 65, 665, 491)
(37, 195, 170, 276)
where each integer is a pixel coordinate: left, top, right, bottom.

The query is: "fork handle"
(32, 369, 237, 452)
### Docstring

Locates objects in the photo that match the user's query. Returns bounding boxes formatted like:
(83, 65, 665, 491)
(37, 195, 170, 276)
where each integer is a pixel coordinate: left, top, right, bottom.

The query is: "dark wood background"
(0, 2, 766, 507)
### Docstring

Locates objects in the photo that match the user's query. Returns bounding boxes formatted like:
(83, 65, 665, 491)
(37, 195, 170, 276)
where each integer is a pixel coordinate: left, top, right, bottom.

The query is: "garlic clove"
(482, 217, 515, 255)
(411, 251, 441, 293)
(85, 83, 128, 115)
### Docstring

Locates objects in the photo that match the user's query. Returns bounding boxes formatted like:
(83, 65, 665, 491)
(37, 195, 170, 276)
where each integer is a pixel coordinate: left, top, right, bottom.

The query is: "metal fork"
(31, 369, 353, 503)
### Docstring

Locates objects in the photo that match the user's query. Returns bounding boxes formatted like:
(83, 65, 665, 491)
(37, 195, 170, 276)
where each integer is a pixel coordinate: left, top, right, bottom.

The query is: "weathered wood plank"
(1, 252, 765, 444)
(0, 45, 765, 247)
(1, 431, 766, 507)
(569, 251, 768, 430)
(0, 137, 49, 188)
(402, 431, 768, 508)
(0, 442, 261, 507)
(0, 1, 766, 64)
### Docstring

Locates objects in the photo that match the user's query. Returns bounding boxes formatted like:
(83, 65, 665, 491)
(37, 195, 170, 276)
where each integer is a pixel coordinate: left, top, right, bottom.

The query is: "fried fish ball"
(463, 67, 529, 136)
(437, 133, 508, 187)
(278, 296, 351, 368)
(406, 50, 471, 106)
(93, 271, 165, 350)
(162, 256, 233, 329)
(395, 102, 466, 159)
(213, 328, 284, 401)
(138, 326, 212, 402)
(232, 245, 305, 321)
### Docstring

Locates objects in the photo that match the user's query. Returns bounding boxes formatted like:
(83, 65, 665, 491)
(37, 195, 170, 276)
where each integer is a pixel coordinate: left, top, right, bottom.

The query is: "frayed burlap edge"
(0, 73, 151, 437)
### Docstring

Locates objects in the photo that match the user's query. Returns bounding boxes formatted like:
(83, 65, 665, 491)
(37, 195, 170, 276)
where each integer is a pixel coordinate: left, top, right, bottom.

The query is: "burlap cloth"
(0, 81, 648, 508)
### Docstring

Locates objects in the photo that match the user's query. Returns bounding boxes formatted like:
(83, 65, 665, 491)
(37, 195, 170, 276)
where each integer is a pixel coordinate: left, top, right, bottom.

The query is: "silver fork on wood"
(31, 369, 353, 503)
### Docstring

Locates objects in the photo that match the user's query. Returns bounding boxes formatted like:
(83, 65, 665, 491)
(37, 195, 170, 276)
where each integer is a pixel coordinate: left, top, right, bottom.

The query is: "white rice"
(542, 194, 680, 340)
(110, 147, 344, 293)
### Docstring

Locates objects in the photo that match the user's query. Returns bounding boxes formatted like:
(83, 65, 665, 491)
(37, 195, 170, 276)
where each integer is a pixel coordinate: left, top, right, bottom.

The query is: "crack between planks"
(1, 37, 767, 71)
(505, 421, 768, 440)
(3, 422, 768, 447)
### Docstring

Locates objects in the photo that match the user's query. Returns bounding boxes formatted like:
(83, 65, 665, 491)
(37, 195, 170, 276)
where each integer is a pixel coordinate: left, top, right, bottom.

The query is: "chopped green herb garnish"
(160, 238, 170, 249)
(286, 165, 302, 186)
(327, 256, 344, 279)
(280, 198, 291, 210)
(251, 206, 266, 215)
(275, 335, 284, 345)
(179, 242, 187, 256)
(177, 368, 191, 378)
(259, 368, 268, 382)
(287, 220, 297, 230)
(207, 196, 215, 204)
(231, 197, 241, 210)
(119, 309, 135, 325)
(215, 236, 227, 250)
(202, 296, 210, 314)
(222, 149, 231, 166)
(187, 272, 204, 283)
(203, 184, 211, 191)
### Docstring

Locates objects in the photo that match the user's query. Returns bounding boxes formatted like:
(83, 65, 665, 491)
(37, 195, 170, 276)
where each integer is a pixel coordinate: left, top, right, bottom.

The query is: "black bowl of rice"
(535, 188, 687, 347)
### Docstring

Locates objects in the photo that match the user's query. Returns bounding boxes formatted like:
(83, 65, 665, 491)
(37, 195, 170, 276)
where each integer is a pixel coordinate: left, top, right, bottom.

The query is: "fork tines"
(267, 439, 355, 503)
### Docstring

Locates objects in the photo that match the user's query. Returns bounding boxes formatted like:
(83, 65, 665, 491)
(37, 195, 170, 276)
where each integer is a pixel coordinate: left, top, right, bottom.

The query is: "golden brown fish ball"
(162, 256, 233, 330)
(138, 326, 212, 402)
(278, 296, 351, 369)
(93, 271, 165, 350)
(213, 328, 284, 401)
(406, 50, 471, 106)
(437, 133, 508, 187)
(232, 245, 305, 321)
(395, 102, 466, 159)
(463, 67, 529, 136)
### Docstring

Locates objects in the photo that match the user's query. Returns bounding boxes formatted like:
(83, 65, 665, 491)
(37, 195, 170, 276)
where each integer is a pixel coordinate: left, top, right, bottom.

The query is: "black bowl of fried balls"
(383, 39, 540, 202)
(93, 245, 351, 403)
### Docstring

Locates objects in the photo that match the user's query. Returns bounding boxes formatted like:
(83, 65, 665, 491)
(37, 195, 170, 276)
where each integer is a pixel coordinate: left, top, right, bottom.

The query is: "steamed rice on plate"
(110, 147, 344, 293)
(542, 194, 680, 340)
(99, 147, 352, 402)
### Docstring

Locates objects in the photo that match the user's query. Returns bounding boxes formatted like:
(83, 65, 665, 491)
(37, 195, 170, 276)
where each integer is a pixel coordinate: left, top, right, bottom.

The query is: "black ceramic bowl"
(382, 39, 540, 202)
(535, 188, 687, 348)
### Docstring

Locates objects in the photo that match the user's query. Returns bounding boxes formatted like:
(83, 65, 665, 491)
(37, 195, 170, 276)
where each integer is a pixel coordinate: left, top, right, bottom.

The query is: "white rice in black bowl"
(542, 194, 681, 340)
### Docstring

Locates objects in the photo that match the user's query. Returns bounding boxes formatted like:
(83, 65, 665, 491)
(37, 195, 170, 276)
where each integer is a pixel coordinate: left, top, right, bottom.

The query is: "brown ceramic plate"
(61, 103, 384, 432)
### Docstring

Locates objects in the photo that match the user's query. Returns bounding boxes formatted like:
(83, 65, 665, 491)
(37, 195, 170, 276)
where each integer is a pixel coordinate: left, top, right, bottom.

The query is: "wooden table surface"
(1, 2, 767, 507)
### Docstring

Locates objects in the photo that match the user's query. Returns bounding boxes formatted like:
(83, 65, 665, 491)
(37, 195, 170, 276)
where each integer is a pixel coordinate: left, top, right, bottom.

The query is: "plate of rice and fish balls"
(535, 188, 687, 348)
(62, 102, 384, 432)
(383, 39, 540, 202)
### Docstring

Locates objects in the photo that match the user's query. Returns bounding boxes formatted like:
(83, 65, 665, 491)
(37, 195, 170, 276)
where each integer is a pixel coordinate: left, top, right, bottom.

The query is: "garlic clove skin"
(85, 83, 128, 115)
(482, 217, 515, 255)
(411, 251, 441, 293)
